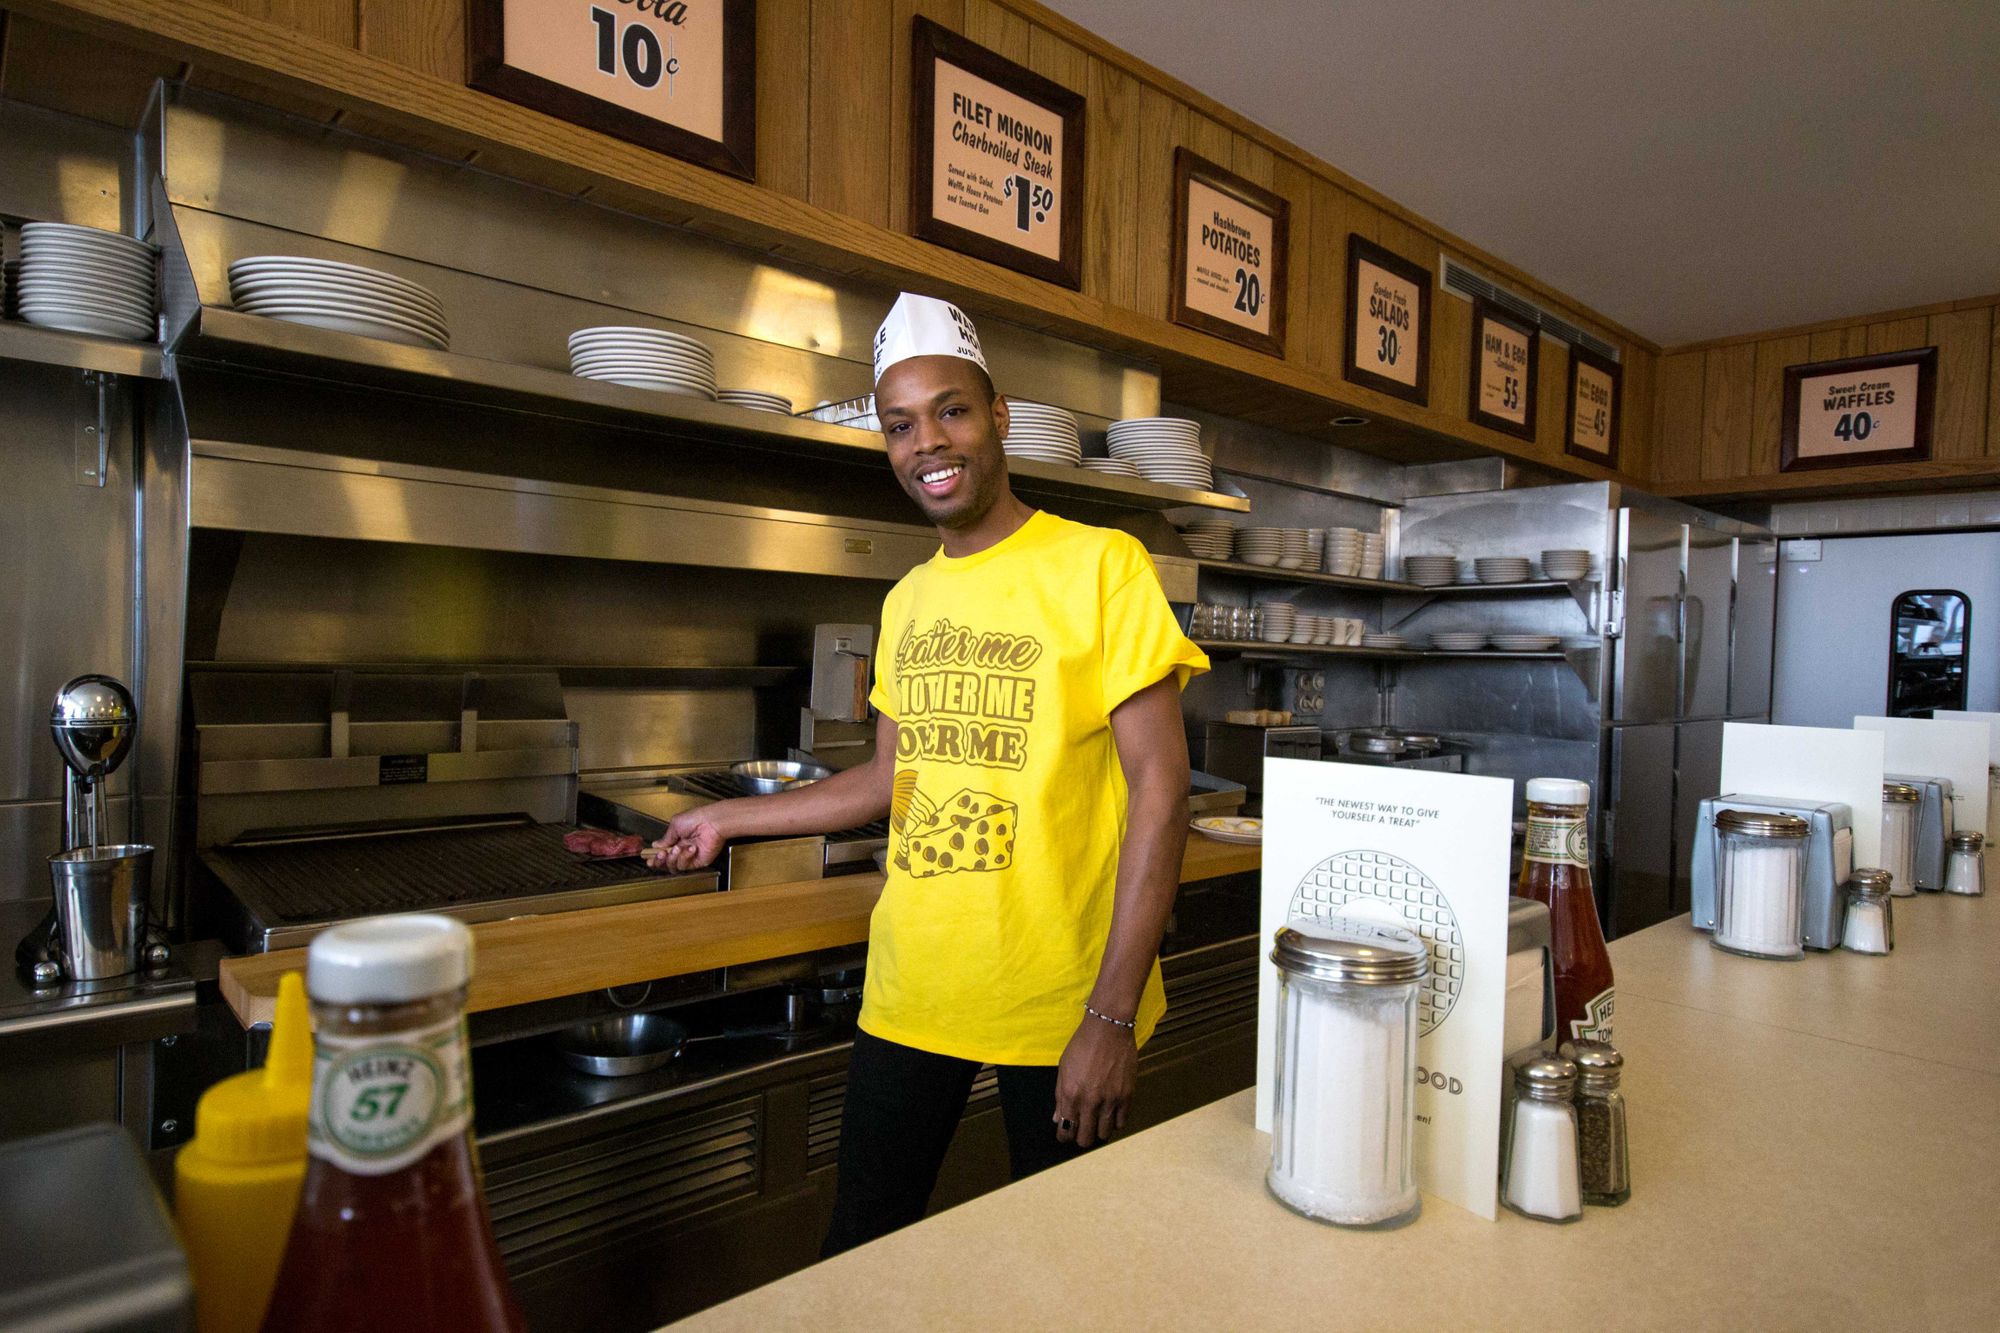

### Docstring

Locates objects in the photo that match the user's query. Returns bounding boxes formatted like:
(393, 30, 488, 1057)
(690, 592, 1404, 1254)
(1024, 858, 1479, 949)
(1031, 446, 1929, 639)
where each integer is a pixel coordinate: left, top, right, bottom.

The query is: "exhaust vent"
(1439, 258, 1621, 365)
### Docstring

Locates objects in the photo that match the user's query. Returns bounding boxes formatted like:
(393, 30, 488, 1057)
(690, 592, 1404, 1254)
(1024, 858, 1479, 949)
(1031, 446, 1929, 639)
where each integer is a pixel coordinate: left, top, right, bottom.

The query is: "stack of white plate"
(1324, 528, 1366, 577)
(20, 222, 158, 341)
(1541, 549, 1593, 580)
(1431, 631, 1489, 652)
(1491, 634, 1561, 652)
(1258, 602, 1297, 644)
(1359, 533, 1385, 579)
(1080, 457, 1142, 478)
(1180, 520, 1235, 560)
(1474, 556, 1534, 585)
(1287, 615, 1317, 645)
(1106, 417, 1212, 490)
(1280, 529, 1312, 570)
(719, 389, 793, 414)
(230, 255, 445, 349)
(1305, 530, 1326, 567)
(1236, 528, 1288, 567)
(1361, 632, 1407, 650)
(568, 326, 717, 398)
(1402, 554, 1461, 587)
(1003, 401, 1083, 465)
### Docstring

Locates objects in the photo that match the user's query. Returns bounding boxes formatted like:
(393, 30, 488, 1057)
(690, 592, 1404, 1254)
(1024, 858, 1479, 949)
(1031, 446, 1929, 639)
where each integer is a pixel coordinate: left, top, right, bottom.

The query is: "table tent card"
(1932, 711, 2000, 838)
(1854, 715, 1991, 836)
(1720, 723, 1886, 869)
(1258, 758, 1514, 1220)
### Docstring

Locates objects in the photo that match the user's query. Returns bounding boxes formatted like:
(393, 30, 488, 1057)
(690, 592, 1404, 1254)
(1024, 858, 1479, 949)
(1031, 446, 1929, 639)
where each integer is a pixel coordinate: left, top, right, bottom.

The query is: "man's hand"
(643, 805, 730, 872)
(1053, 1015, 1137, 1149)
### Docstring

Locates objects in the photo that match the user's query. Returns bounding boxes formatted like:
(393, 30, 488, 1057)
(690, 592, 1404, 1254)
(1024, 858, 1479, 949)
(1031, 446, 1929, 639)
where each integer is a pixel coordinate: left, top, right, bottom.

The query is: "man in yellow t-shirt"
(646, 292, 1207, 1256)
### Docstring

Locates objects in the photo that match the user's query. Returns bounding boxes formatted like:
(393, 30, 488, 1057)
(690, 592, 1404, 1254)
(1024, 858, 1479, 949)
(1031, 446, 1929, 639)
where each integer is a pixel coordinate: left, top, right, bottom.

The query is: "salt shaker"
(1841, 868, 1895, 955)
(1945, 831, 1986, 897)
(1881, 782, 1920, 898)
(1501, 1055, 1582, 1223)
(1561, 1040, 1629, 1206)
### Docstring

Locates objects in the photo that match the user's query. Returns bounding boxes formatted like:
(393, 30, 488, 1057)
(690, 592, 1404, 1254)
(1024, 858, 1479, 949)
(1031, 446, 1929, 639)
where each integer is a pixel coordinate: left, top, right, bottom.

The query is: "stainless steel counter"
(0, 900, 203, 1060)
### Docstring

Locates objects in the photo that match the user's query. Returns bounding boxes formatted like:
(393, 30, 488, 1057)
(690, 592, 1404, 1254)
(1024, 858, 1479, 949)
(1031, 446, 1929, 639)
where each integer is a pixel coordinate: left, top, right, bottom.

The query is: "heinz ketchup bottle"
(1516, 778, 1615, 1042)
(261, 914, 525, 1333)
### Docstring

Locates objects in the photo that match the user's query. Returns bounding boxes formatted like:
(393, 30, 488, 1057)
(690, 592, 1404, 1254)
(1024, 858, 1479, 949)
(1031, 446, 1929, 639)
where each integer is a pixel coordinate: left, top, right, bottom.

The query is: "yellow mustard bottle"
(175, 972, 313, 1333)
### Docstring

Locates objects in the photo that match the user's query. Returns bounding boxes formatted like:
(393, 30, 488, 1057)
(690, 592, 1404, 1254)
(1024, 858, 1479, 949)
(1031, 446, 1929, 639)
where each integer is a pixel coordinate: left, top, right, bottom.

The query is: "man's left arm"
(1053, 675, 1191, 1148)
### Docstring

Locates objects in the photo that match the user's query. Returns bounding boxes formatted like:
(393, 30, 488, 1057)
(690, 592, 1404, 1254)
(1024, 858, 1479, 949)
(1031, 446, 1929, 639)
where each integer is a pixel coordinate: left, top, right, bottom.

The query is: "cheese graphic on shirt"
(900, 788, 1017, 877)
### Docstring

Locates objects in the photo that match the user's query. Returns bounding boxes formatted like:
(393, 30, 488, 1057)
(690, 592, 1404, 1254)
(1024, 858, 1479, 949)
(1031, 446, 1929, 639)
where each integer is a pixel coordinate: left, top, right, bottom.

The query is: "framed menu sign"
(1564, 346, 1622, 467)
(1468, 297, 1537, 441)
(1779, 348, 1937, 471)
(468, 0, 756, 181)
(909, 17, 1085, 289)
(1169, 150, 1288, 357)
(1343, 236, 1431, 404)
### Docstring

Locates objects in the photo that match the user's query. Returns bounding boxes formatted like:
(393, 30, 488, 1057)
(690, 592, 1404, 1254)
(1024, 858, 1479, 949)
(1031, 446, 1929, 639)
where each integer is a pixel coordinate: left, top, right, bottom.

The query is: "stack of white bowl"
(20, 223, 158, 341)
(1235, 528, 1288, 567)
(1279, 529, 1312, 570)
(1258, 602, 1297, 644)
(1180, 521, 1236, 560)
(1106, 417, 1212, 490)
(718, 389, 793, 414)
(1432, 630, 1489, 652)
(1362, 630, 1407, 650)
(1491, 634, 1562, 652)
(568, 326, 717, 397)
(1305, 530, 1326, 568)
(1359, 533, 1385, 579)
(1287, 615, 1318, 645)
(1474, 556, 1534, 585)
(1540, 548, 1593, 580)
(1003, 401, 1084, 465)
(1323, 527, 1366, 577)
(1402, 554, 1461, 587)
(230, 255, 445, 349)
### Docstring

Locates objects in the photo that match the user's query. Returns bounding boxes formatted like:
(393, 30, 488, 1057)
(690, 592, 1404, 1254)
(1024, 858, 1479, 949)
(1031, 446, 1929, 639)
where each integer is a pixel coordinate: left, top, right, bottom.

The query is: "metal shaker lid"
(1950, 830, 1985, 852)
(1850, 867, 1893, 898)
(1882, 782, 1921, 803)
(1559, 1039, 1623, 1091)
(1716, 808, 1809, 838)
(1271, 917, 1429, 985)
(1515, 1054, 1578, 1102)
(1348, 730, 1407, 755)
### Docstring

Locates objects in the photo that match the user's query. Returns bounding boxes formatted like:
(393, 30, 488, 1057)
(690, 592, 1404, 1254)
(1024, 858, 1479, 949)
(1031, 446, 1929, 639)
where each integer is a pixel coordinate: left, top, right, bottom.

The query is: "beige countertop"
(674, 889, 2000, 1332)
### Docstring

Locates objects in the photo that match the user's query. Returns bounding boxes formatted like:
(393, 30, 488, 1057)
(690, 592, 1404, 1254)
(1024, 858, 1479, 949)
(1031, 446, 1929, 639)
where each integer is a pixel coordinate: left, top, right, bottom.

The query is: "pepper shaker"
(1561, 1039, 1629, 1206)
(1501, 1055, 1582, 1223)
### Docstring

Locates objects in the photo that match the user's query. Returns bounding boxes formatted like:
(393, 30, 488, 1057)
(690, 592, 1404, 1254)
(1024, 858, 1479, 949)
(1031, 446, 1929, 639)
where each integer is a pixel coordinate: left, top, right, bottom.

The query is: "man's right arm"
(643, 712, 898, 872)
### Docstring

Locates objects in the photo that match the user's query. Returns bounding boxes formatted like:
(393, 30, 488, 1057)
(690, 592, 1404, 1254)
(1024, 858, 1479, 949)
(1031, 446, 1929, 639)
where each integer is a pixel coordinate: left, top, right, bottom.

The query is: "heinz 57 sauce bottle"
(261, 914, 525, 1333)
(1516, 778, 1615, 1041)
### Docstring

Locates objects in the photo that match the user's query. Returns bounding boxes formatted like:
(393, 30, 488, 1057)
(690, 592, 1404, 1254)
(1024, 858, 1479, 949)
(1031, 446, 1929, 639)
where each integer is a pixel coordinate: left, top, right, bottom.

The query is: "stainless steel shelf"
(0, 318, 164, 379)
(1193, 639, 1423, 661)
(176, 307, 1249, 513)
(1401, 579, 1589, 595)
(1192, 558, 1424, 594)
(1383, 577, 1600, 630)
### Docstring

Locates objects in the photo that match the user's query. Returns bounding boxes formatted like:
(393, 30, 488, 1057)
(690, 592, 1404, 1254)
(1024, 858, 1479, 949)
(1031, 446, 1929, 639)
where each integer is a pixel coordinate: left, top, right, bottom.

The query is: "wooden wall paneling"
(808, 0, 893, 227)
(215, 0, 355, 47)
(962, 0, 1029, 61)
(1131, 82, 1186, 320)
(356, 0, 459, 81)
(1428, 287, 1471, 423)
(1699, 343, 1755, 480)
(0, 14, 182, 126)
(1808, 326, 1867, 363)
(1990, 306, 2000, 460)
(1928, 306, 1992, 461)
(888, 0, 963, 228)
(1536, 336, 1569, 462)
(756, 0, 813, 200)
(1865, 316, 1929, 356)
(1229, 133, 1275, 189)
(1749, 334, 1811, 477)
(1271, 156, 1319, 371)
(1301, 176, 1350, 379)
(1654, 350, 1706, 484)
(1187, 110, 1233, 169)
(1082, 55, 1140, 307)
(1025, 19, 1086, 94)
(1618, 346, 1657, 481)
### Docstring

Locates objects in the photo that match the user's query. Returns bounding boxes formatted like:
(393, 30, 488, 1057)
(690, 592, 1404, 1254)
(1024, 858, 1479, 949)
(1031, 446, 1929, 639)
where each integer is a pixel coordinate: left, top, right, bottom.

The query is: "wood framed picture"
(1779, 348, 1937, 471)
(1169, 149, 1288, 357)
(1468, 297, 1538, 441)
(909, 16, 1085, 290)
(1564, 345, 1622, 468)
(1343, 235, 1431, 405)
(467, 0, 757, 182)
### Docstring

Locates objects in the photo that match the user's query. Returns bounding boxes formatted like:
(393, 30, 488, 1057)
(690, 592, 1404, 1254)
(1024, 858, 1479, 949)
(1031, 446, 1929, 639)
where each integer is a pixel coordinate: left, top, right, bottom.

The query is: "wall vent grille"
(1439, 257, 1622, 364)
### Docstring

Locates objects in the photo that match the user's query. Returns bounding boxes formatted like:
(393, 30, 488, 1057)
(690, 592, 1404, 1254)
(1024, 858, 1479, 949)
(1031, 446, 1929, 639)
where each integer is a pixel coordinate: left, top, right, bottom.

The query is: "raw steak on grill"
(563, 828, 644, 859)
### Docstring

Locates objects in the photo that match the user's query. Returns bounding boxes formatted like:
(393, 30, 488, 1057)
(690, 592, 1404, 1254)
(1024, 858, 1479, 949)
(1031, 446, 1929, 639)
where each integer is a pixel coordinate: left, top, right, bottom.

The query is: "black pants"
(820, 1028, 1091, 1258)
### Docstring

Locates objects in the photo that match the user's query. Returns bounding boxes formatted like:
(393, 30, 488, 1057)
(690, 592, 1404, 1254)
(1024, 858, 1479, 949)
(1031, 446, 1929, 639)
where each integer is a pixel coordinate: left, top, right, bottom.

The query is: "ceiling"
(1044, 0, 2000, 347)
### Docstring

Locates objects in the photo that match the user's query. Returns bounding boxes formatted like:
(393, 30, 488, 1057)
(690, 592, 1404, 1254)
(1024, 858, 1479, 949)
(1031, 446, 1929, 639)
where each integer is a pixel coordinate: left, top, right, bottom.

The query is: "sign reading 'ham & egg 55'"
(1780, 348, 1937, 471)
(1170, 150, 1289, 357)
(909, 18, 1085, 289)
(468, 0, 756, 180)
(1469, 297, 1538, 441)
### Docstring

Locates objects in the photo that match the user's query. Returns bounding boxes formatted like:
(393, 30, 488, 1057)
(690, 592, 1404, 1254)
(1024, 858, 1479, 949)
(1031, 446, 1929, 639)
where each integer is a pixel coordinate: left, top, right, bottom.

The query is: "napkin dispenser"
(1885, 773, 1955, 891)
(1505, 896, 1554, 1059)
(1691, 795, 1853, 950)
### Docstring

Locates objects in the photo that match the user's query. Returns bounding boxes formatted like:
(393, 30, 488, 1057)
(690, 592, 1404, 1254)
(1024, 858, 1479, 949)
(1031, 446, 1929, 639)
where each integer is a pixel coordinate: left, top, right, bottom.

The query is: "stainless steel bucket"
(47, 844, 153, 980)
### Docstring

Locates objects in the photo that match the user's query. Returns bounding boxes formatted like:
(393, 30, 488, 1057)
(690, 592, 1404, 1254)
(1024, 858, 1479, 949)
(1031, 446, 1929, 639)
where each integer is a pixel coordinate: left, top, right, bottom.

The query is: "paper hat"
(872, 292, 989, 385)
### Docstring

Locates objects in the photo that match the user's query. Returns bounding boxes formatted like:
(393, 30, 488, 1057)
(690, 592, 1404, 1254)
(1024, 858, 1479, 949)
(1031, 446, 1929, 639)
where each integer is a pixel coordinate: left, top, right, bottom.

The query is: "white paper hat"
(872, 292, 989, 385)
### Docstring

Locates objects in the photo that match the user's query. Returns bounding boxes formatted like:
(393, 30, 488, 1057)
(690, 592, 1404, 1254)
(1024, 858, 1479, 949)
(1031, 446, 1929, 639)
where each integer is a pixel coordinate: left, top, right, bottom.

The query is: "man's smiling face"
(876, 355, 1013, 531)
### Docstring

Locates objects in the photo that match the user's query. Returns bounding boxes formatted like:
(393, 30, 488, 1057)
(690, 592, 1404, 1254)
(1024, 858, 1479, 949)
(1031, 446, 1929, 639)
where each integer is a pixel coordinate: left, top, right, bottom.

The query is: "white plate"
(572, 373, 718, 398)
(250, 310, 447, 348)
(19, 306, 154, 339)
(569, 353, 714, 373)
(22, 220, 155, 248)
(230, 275, 443, 321)
(1192, 815, 1262, 844)
(20, 239, 156, 271)
(237, 298, 449, 340)
(569, 325, 712, 351)
(568, 332, 712, 353)
(21, 231, 155, 265)
(229, 257, 439, 306)
(19, 276, 154, 307)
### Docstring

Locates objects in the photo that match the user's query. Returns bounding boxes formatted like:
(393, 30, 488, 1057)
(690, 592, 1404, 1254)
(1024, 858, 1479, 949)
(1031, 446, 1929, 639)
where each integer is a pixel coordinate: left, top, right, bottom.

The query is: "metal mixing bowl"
(731, 759, 832, 796)
(558, 1012, 690, 1077)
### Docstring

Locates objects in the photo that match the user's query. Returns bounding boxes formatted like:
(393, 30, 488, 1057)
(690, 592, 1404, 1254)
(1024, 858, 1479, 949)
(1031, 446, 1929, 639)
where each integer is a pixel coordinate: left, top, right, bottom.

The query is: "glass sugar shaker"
(1501, 1055, 1582, 1223)
(1881, 782, 1920, 898)
(1712, 809, 1808, 960)
(1561, 1039, 1629, 1206)
(1841, 868, 1895, 955)
(1945, 831, 1986, 896)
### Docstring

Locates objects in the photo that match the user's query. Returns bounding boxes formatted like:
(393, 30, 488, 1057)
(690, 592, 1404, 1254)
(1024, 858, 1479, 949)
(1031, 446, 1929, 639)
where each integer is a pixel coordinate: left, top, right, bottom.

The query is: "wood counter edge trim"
(216, 841, 1262, 1028)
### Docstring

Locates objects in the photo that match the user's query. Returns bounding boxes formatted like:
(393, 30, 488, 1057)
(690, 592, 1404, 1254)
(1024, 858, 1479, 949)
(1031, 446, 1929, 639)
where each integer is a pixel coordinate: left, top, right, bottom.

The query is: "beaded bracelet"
(1084, 1003, 1136, 1031)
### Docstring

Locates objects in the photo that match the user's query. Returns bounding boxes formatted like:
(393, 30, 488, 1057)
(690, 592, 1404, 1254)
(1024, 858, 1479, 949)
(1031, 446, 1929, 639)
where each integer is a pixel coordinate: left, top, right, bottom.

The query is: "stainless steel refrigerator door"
(1605, 723, 1676, 936)
(1730, 537, 1777, 718)
(1681, 525, 1735, 720)
(1673, 719, 1727, 917)
(1610, 508, 1684, 725)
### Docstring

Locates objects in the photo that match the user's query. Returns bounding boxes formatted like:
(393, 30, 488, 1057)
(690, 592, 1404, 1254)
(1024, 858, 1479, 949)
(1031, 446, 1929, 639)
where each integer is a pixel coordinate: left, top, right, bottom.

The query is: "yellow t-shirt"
(862, 510, 1210, 1065)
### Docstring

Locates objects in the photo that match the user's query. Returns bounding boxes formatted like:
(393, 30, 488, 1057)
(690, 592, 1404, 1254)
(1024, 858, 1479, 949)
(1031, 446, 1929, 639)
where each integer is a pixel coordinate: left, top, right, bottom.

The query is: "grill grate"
(202, 819, 669, 923)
